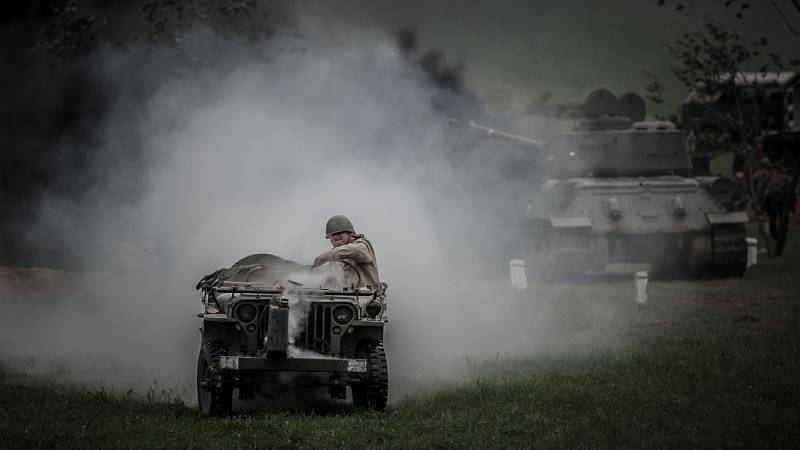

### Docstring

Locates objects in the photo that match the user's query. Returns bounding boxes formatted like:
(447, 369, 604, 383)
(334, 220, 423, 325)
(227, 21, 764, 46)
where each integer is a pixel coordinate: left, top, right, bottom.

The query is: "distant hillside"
(316, 0, 796, 115)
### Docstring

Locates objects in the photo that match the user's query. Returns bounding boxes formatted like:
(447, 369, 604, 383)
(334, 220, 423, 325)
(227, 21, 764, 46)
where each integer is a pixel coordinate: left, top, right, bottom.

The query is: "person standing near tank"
(313, 215, 381, 290)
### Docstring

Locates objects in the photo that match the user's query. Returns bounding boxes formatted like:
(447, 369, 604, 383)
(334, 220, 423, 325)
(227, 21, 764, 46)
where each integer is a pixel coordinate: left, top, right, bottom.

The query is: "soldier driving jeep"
(313, 215, 381, 290)
(274, 215, 383, 295)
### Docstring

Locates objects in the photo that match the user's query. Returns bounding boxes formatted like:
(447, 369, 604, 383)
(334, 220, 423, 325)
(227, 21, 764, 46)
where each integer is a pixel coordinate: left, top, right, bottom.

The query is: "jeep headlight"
(365, 301, 384, 319)
(235, 304, 257, 322)
(332, 306, 354, 325)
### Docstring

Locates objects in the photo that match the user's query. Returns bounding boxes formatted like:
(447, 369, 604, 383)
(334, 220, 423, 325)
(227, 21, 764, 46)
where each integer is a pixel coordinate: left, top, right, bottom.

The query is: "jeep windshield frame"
(211, 281, 378, 298)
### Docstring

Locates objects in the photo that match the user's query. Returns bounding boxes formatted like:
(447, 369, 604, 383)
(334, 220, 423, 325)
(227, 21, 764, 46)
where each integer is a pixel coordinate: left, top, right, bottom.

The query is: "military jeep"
(195, 255, 388, 416)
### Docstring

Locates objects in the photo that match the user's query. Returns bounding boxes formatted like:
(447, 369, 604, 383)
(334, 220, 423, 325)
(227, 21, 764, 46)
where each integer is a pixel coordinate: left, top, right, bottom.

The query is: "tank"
(512, 89, 748, 281)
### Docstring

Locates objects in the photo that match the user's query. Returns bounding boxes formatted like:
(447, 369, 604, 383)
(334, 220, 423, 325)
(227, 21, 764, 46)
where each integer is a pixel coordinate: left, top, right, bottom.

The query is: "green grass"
(2, 229, 799, 449)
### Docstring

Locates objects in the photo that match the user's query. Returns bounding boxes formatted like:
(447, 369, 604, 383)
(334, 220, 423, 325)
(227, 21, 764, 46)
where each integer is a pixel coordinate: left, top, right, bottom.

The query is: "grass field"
(1, 229, 799, 449)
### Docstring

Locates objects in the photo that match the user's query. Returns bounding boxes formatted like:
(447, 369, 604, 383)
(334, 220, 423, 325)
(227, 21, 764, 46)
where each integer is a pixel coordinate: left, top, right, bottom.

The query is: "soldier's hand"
(312, 254, 327, 267)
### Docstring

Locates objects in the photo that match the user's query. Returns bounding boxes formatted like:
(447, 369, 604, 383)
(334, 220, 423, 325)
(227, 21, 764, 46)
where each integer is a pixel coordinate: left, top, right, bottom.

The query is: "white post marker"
(634, 271, 648, 306)
(509, 259, 528, 291)
(746, 237, 758, 268)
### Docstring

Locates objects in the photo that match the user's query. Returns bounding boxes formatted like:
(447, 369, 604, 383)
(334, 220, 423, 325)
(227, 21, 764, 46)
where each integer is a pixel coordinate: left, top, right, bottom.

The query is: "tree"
(667, 16, 798, 256)
(0, 0, 278, 267)
(767, 0, 800, 36)
(35, 0, 273, 65)
(658, 0, 800, 38)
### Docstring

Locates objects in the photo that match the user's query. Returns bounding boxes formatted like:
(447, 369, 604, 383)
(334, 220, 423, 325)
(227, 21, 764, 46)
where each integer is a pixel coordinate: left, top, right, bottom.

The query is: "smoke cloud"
(0, 11, 619, 404)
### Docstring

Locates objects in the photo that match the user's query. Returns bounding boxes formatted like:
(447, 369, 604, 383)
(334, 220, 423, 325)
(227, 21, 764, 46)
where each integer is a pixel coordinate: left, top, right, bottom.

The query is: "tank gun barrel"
(468, 120, 543, 147)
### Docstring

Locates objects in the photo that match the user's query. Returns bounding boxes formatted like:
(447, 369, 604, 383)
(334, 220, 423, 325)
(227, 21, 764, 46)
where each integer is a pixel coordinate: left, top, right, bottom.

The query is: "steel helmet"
(325, 215, 355, 237)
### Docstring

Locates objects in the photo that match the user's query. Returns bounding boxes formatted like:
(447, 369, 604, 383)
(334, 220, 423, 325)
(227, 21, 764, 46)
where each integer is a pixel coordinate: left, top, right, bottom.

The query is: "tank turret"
(521, 89, 749, 281)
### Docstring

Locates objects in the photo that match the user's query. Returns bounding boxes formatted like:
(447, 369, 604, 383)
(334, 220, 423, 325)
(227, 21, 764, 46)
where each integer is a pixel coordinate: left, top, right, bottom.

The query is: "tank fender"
(706, 212, 748, 225)
(550, 216, 592, 228)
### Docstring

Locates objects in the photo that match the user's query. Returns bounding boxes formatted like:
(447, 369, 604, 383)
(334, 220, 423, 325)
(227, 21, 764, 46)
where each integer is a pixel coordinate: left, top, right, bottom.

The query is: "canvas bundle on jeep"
(196, 254, 310, 288)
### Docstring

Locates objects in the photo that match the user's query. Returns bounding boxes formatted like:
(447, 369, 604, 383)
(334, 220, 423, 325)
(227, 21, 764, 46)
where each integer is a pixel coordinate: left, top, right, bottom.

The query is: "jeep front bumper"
(219, 356, 367, 374)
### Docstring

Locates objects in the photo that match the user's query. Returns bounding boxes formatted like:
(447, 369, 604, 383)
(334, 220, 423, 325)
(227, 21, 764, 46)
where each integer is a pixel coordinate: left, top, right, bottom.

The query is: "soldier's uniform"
(764, 172, 788, 238)
(317, 234, 380, 289)
(318, 215, 386, 317)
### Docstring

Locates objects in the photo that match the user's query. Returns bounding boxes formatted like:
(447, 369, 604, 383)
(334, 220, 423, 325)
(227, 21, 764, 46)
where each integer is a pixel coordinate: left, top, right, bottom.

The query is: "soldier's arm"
(320, 241, 373, 264)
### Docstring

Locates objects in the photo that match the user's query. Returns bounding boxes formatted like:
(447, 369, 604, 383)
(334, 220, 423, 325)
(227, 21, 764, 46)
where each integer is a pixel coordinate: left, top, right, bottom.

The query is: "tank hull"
(524, 177, 748, 281)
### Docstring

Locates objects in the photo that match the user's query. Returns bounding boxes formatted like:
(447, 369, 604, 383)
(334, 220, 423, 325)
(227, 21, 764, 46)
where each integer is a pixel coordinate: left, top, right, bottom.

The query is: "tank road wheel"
(524, 250, 546, 283)
(197, 341, 233, 417)
(540, 250, 588, 284)
(535, 228, 592, 284)
(526, 250, 563, 284)
(652, 257, 690, 281)
(352, 339, 389, 411)
(524, 235, 549, 283)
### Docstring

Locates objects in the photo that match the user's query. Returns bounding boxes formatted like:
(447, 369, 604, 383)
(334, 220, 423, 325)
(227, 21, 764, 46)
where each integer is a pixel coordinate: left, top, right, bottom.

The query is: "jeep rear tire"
(197, 341, 233, 417)
(352, 339, 388, 411)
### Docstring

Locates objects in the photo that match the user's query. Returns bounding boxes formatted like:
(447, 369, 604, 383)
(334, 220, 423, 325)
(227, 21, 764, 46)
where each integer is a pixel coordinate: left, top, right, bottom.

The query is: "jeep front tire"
(352, 339, 389, 411)
(196, 341, 233, 417)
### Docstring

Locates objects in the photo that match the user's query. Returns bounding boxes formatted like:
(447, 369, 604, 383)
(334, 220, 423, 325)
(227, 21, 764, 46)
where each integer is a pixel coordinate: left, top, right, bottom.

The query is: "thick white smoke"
(0, 18, 620, 403)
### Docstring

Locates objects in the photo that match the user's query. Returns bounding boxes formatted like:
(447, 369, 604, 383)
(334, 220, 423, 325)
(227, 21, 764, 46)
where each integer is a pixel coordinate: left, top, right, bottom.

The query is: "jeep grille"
(306, 303, 333, 354)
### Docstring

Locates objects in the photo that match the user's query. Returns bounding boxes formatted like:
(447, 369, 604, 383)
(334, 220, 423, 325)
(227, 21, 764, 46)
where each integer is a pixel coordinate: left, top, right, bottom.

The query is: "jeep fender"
(201, 318, 238, 353)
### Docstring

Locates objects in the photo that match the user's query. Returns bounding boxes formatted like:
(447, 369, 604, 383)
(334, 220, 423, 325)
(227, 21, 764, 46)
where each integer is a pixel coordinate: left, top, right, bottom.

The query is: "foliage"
(35, 0, 271, 64)
(670, 20, 772, 93)
(668, 17, 777, 142)
(642, 70, 665, 105)
(658, 0, 800, 38)
(666, 15, 799, 257)
(35, 2, 106, 64)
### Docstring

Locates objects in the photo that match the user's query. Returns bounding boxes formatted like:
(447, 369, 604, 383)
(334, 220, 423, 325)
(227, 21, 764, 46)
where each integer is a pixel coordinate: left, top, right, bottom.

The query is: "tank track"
(708, 224, 747, 278)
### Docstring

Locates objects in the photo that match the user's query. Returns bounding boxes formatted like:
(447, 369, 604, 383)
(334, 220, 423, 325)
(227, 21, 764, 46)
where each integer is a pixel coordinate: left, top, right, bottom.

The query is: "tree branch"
(770, 0, 800, 37)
